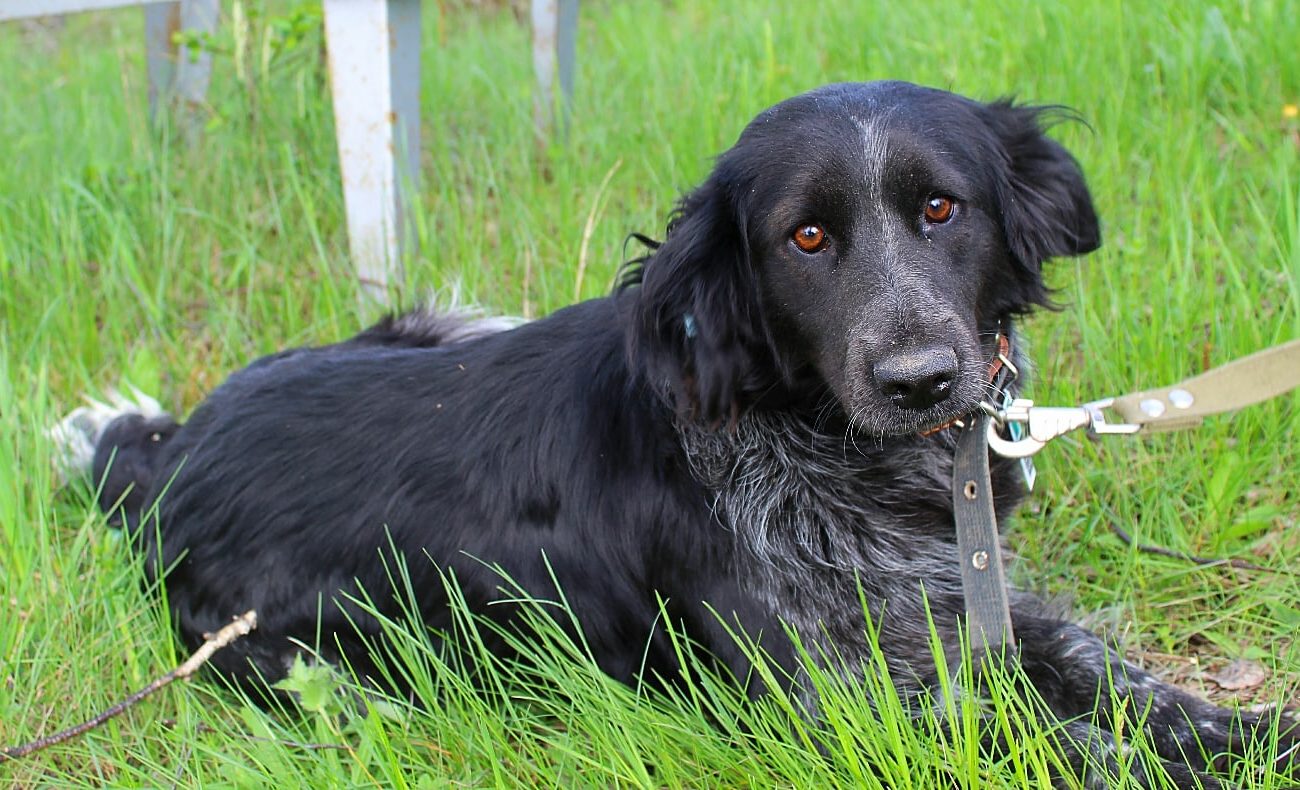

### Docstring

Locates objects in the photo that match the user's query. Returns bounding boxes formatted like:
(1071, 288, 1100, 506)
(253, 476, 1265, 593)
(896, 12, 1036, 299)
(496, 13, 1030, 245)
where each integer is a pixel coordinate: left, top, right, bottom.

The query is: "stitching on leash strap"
(985, 338, 1300, 457)
(953, 412, 1015, 649)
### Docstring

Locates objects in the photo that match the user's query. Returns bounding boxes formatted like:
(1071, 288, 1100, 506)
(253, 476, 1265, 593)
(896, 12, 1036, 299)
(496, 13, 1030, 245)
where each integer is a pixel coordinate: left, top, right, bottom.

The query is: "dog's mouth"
(851, 395, 985, 438)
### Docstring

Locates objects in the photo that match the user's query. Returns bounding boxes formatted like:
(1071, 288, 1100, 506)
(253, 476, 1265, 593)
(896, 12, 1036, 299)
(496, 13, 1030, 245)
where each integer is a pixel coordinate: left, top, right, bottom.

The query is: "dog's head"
(623, 81, 1100, 435)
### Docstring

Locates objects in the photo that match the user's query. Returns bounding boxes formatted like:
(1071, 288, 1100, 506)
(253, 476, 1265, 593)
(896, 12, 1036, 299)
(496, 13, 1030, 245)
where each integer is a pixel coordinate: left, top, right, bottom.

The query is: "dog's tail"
(49, 387, 180, 530)
(347, 305, 525, 348)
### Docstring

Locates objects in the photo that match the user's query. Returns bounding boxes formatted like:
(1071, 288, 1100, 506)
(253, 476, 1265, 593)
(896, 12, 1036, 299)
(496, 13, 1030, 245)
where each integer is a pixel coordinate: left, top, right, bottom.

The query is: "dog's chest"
(677, 414, 967, 679)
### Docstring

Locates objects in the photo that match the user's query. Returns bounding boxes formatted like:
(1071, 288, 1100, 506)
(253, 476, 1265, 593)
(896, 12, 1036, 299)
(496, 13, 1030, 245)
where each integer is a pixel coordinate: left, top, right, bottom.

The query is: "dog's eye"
(923, 196, 956, 224)
(792, 224, 829, 253)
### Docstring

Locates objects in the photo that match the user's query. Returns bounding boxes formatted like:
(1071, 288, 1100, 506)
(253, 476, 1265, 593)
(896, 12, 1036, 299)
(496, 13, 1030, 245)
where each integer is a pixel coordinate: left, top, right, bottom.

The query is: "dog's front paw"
(1239, 706, 1300, 779)
(1174, 704, 1300, 786)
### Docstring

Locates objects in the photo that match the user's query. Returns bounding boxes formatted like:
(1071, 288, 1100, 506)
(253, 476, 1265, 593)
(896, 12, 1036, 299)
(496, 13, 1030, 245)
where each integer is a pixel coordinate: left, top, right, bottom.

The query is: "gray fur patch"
(676, 411, 970, 694)
(852, 117, 897, 270)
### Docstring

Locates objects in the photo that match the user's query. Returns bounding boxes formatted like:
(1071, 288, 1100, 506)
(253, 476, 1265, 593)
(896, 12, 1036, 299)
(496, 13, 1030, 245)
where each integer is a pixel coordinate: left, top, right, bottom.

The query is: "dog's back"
(63, 307, 519, 532)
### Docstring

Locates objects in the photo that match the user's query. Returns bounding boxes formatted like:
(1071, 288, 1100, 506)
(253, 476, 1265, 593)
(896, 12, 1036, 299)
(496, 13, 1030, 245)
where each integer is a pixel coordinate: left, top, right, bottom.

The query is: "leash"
(953, 411, 1016, 650)
(950, 333, 1021, 651)
(985, 338, 1300, 457)
(952, 337, 1300, 653)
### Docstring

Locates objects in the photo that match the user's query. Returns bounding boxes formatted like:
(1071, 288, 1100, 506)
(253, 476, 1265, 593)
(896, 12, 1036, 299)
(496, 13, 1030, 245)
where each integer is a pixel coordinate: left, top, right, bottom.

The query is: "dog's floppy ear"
(984, 102, 1101, 278)
(621, 178, 775, 424)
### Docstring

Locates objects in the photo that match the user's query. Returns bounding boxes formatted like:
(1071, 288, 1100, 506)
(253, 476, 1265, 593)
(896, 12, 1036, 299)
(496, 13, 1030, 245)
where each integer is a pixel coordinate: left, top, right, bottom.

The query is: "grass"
(1, 0, 1298, 786)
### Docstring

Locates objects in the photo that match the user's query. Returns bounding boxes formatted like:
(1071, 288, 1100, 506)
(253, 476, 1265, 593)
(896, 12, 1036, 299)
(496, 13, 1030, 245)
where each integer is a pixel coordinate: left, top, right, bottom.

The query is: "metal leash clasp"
(984, 397, 1141, 458)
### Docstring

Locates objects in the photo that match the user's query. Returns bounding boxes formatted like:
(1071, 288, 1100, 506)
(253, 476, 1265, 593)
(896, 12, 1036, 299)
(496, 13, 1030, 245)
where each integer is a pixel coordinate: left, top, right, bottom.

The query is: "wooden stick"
(159, 720, 349, 752)
(1109, 524, 1297, 576)
(0, 610, 257, 763)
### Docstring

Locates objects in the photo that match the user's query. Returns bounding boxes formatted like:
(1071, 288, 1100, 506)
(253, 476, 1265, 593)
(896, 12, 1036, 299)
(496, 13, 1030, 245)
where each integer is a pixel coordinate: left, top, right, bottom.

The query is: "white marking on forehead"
(852, 116, 900, 271)
(852, 117, 888, 204)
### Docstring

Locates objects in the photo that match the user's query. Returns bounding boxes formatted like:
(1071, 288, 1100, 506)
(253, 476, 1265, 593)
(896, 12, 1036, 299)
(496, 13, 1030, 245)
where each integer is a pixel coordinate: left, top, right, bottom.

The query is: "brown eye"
(924, 196, 956, 224)
(792, 224, 828, 253)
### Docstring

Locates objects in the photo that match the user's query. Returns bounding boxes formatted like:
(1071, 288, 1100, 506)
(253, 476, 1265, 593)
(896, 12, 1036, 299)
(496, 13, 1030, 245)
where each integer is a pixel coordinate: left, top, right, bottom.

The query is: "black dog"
(74, 81, 1294, 786)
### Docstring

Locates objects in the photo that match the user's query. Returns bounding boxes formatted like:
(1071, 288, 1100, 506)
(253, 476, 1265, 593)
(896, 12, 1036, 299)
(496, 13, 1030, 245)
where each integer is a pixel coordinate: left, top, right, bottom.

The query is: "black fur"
(89, 82, 1294, 786)
(92, 412, 180, 529)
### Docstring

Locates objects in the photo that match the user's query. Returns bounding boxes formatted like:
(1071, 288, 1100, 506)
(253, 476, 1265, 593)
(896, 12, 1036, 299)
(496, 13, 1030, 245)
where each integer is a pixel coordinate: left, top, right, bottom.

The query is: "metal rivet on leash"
(1139, 398, 1166, 418)
(971, 550, 989, 570)
(1168, 388, 1194, 409)
(963, 480, 977, 500)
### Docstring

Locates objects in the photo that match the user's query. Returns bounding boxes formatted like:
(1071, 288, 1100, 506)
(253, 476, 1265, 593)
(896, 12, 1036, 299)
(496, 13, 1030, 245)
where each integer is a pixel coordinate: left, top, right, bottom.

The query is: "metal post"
(143, 0, 216, 136)
(143, 2, 179, 121)
(532, 0, 577, 140)
(173, 0, 217, 138)
(322, 0, 422, 306)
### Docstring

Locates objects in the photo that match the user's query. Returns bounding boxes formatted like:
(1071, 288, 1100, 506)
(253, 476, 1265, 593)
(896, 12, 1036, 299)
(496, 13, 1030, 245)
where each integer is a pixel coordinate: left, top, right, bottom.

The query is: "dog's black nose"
(873, 347, 958, 411)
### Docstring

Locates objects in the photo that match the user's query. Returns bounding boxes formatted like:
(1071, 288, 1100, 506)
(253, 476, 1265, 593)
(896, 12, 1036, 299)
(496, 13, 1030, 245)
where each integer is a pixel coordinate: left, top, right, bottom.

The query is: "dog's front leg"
(1013, 618, 1299, 784)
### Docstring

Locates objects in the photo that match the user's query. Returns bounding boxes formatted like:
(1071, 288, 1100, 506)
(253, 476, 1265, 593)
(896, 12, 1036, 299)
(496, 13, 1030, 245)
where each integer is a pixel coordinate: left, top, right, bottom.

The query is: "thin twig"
(1109, 524, 1297, 576)
(168, 741, 192, 790)
(0, 610, 257, 763)
(159, 720, 349, 752)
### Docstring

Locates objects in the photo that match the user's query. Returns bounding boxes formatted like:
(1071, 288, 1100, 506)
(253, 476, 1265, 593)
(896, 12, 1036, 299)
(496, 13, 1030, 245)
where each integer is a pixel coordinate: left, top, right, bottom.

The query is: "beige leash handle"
(1108, 338, 1300, 431)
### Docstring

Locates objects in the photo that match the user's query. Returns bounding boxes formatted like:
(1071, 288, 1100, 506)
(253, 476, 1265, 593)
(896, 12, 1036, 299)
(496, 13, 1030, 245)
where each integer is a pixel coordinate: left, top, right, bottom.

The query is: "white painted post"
(531, 0, 578, 140)
(0, 0, 216, 139)
(143, 3, 179, 119)
(322, 0, 421, 307)
(143, 0, 217, 135)
(173, 0, 216, 125)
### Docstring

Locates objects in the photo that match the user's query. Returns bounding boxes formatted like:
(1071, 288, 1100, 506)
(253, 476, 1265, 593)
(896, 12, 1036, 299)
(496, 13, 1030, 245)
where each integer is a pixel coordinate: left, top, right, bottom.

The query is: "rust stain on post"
(166, 2, 181, 41)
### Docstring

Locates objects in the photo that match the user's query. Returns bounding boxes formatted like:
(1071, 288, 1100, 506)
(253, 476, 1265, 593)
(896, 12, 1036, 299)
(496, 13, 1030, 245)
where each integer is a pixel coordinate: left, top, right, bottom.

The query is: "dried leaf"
(1208, 659, 1269, 692)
